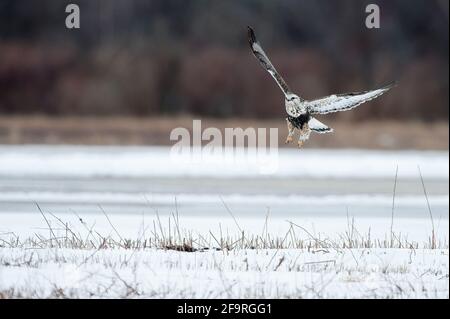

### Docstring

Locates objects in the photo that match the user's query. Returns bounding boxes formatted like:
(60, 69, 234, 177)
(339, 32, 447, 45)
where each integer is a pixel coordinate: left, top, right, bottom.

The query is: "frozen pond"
(0, 146, 448, 241)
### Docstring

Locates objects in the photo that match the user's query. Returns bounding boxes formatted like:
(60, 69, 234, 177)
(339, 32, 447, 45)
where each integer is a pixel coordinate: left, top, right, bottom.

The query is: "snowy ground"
(0, 146, 448, 298)
(0, 206, 448, 298)
(0, 247, 448, 298)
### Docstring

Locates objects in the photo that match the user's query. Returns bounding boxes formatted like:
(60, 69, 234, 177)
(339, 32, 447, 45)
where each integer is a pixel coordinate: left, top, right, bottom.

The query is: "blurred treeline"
(0, 0, 448, 121)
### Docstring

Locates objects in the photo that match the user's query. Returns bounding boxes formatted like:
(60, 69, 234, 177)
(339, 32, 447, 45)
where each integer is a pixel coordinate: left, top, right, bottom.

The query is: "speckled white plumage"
(247, 26, 395, 147)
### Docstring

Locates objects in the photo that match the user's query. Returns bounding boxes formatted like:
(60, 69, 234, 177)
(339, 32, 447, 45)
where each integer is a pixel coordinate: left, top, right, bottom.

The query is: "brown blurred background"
(0, 0, 448, 148)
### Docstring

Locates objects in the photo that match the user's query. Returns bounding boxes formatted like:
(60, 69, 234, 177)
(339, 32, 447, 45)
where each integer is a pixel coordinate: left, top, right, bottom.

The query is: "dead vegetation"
(0, 115, 448, 149)
(0, 203, 446, 252)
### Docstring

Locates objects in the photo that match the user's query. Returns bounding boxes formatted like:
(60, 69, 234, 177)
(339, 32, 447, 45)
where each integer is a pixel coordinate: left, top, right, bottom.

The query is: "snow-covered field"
(0, 146, 448, 298)
(0, 247, 448, 298)
(0, 204, 448, 298)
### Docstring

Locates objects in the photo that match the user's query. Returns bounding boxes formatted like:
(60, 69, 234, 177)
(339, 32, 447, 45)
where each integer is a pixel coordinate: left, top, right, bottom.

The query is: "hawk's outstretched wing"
(247, 26, 293, 97)
(307, 82, 395, 115)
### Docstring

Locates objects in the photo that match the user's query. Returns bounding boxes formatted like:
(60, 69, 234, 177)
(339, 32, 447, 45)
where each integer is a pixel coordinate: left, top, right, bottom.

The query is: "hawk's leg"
(297, 124, 311, 148)
(285, 118, 295, 144)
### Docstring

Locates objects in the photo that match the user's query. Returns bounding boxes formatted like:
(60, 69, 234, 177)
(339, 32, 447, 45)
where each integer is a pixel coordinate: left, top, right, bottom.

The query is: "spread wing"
(307, 82, 396, 115)
(247, 26, 292, 97)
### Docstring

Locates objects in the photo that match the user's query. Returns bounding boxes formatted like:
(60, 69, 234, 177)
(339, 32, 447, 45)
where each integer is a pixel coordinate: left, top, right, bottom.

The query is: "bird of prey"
(247, 26, 395, 148)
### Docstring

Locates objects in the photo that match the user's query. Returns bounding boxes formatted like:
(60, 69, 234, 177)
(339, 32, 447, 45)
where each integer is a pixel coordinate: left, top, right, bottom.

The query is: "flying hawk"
(247, 26, 395, 147)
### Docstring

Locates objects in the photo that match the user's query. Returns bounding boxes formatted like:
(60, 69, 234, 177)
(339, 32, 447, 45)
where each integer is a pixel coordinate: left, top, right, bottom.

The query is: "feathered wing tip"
(344, 80, 397, 97)
(379, 81, 398, 91)
(247, 26, 256, 46)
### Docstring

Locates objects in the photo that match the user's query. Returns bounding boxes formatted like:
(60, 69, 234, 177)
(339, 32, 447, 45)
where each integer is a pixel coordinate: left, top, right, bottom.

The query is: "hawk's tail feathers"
(309, 117, 333, 134)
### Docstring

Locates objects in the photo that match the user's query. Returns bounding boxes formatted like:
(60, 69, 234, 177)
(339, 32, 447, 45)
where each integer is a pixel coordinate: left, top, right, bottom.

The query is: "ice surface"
(0, 146, 447, 179)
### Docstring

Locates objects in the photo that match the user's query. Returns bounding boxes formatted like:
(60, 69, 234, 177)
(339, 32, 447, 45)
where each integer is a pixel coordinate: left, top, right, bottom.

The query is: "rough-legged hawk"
(247, 26, 395, 147)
